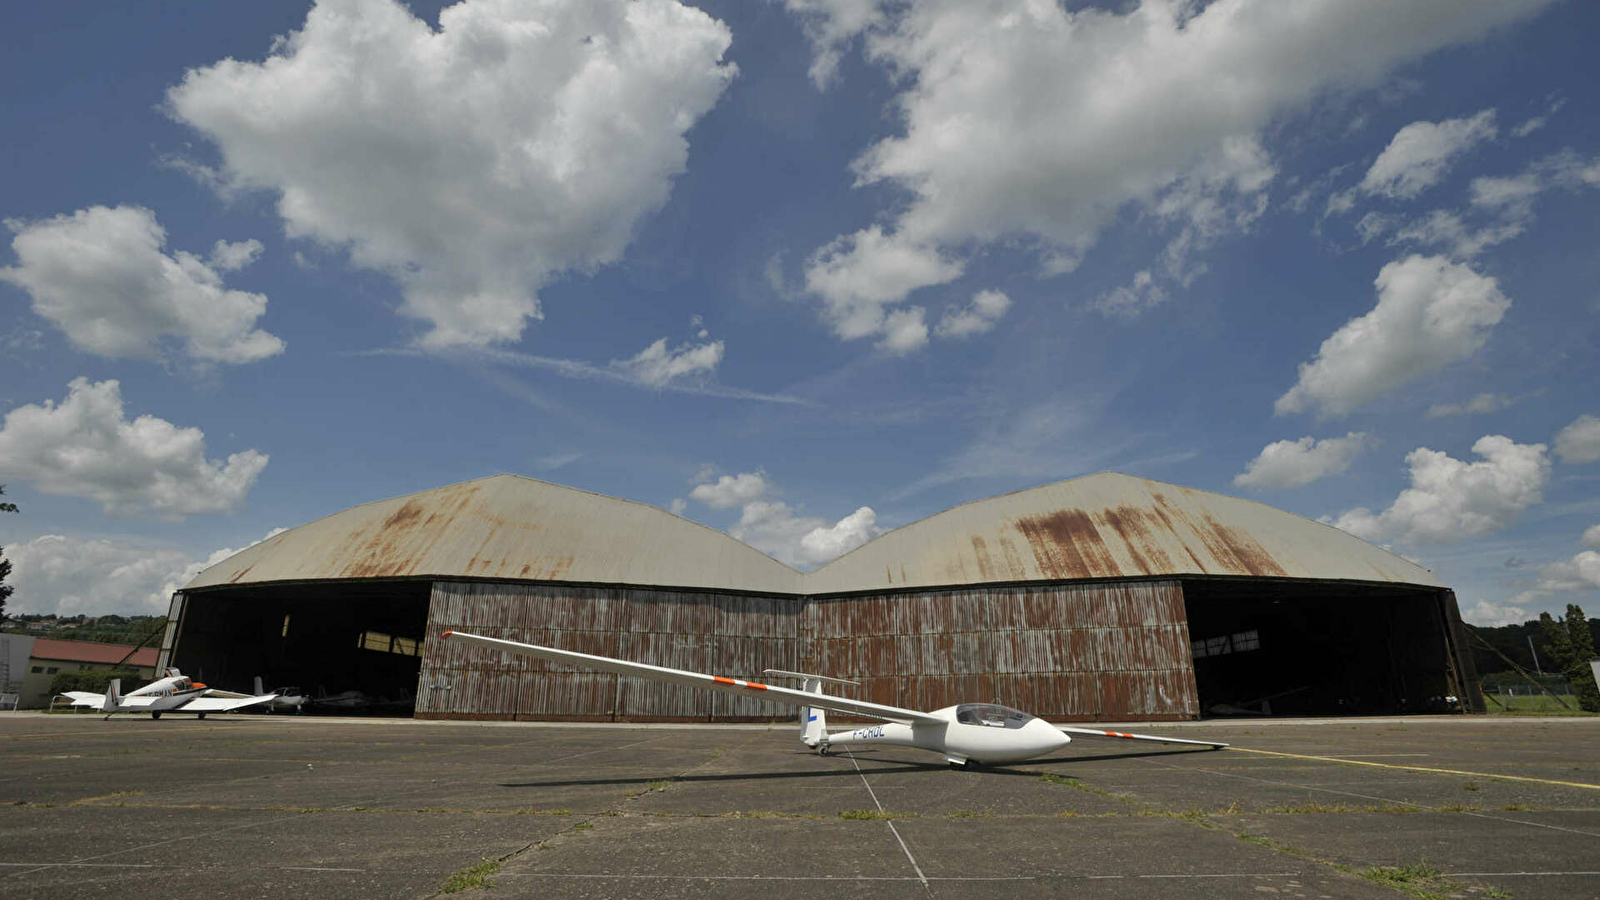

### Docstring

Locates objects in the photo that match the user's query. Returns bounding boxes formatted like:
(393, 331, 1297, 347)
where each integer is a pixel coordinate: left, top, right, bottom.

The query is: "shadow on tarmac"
(498, 745, 1219, 788)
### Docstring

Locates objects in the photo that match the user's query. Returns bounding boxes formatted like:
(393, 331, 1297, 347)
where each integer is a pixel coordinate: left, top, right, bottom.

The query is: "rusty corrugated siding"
(798, 581, 1198, 721)
(417, 581, 802, 721)
(419, 579, 1199, 722)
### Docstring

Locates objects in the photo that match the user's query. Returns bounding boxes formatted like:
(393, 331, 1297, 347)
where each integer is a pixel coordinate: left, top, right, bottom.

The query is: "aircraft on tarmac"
(59, 668, 278, 720)
(441, 631, 1227, 767)
(253, 677, 310, 713)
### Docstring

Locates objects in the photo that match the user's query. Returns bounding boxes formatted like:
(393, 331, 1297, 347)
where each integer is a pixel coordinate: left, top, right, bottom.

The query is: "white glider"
(59, 668, 277, 720)
(442, 630, 1226, 767)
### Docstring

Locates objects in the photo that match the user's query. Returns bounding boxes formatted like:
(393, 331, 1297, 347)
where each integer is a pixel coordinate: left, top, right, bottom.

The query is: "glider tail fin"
(761, 668, 860, 748)
(254, 675, 265, 696)
(800, 677, 826, 748)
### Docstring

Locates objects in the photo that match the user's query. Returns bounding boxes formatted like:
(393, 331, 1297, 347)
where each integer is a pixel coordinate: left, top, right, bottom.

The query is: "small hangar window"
(358, 630, 420, 657)
(1191, 629, 1260, 659)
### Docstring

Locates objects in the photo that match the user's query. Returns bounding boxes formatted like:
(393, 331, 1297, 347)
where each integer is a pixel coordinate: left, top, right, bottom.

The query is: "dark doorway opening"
(173, 581, 431, 715)
(1182, 580, 1461, 717)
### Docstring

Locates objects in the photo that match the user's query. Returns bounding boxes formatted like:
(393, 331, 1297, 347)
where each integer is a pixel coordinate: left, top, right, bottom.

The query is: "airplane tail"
(254, 676, 265, 695)
(761, 669, 859, 748)
(101, 678, 122, 714)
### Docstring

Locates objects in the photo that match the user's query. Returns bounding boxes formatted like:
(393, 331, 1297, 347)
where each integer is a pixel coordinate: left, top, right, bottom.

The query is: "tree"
(0, 485, 16, 621)
(1540, 605, 1600, 713)
(1564, 604, 1600, 713)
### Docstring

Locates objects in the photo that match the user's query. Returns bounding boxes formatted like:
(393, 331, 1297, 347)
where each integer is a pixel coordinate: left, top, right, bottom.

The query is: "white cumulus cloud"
(1275, 255, 1509, 418)
(0, 205, 283, 366)
(166, 0, 736, 348)
(1426, 393, 1511, 418)
(1234, 433, 1371, 490)
(0, 378, 268, 520)
(1332, 435, 1549, 544)
(936, 289, 1011, 339)
(1554, 414, 1600, 464)
(1461, 598, 1530, 628)
(1355, 109, 1498, 200)
(687, 468, 882, 568)
(4, 528, 284, 616)
(877, 307, 929, 355)
(689, 471, 772, 510)
(611, 337, 723, 388)
(788, 0, 1551, 344)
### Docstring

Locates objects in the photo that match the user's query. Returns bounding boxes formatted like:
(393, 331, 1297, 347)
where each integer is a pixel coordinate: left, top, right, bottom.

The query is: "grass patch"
(1363, 862, 1442, 883)
(1257, 802, 1420, 814)
(839, 809, 916, 820)
(571, 822, 593, 832)
(440, 857, 500, 894)
(1463, 781, 1481, 792)
(1485, 693, 1596, 716)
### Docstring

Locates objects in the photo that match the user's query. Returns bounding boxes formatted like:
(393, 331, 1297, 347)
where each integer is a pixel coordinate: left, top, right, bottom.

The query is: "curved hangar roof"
(803, 472, 1440, 594)
(186, 474, 802, 595)
(187, 472, 1439, 595)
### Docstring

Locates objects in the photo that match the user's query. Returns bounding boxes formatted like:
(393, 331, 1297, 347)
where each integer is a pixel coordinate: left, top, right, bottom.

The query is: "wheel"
(818, 744, 831, 756)
(197, 712, 206, 720)
(151, 712, 161, 720)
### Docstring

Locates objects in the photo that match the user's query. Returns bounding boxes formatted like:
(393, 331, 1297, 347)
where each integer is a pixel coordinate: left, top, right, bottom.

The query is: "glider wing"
(442, 630, 943, 726)
(1060, 726, 1228, 749)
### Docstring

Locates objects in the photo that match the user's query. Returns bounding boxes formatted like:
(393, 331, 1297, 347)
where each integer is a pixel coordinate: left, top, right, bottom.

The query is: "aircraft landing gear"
(817, 742, 831, 756)
(151, 712, 161, 720)
(197, 712, 206, 720)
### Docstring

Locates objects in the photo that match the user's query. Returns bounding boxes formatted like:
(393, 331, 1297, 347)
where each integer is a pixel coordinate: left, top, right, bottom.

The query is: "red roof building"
(29, 638, 159, 668)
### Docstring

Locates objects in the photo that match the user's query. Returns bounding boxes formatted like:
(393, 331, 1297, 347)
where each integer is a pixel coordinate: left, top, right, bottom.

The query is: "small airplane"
(442, 631, 1227, 767)
(253, 677, 310, 713)
(59, 668, 278, 720)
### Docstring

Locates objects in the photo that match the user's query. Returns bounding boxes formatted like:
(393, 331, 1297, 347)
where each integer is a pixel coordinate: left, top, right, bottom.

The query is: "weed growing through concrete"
(839, 809, 915, 820)
(1463, 781, 1481, 791)
(440, 857, 500, 894)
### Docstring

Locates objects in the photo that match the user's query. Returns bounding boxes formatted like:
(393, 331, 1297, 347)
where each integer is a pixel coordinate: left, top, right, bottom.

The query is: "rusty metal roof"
(187, 471, 1441, 596)
(803, 472, 1442, 594)
(185, 474, 803, 595)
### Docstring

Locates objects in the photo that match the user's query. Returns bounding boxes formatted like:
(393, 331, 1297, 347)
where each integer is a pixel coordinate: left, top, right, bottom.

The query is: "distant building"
(166, 472, 1482, 721)
(8, 637, 159, 709)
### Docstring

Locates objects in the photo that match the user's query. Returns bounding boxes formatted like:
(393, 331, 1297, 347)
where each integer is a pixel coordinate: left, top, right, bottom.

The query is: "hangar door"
(1182, 580, 1474, 716)
(166, 581, 431, 715)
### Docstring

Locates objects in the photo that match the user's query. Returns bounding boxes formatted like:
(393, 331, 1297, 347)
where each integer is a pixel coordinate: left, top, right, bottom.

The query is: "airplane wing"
(442, 631, 944, 726)
(116, 695, 160, 708)
(59, 691, 104, 708)
(1060, 726, 1228, 749)
(174, 693, 279, 713)
(198, 689, 256, 700)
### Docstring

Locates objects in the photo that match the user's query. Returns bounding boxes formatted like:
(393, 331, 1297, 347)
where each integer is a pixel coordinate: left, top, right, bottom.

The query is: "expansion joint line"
(845, 749, 929, 891)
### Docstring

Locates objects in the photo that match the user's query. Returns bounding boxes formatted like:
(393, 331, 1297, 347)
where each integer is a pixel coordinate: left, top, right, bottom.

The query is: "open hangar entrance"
(1181, 578, 1481, 717)
(164, 580, 432, 714)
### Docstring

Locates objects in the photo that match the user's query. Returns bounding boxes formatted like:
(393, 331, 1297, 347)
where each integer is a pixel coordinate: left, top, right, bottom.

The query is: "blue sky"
(2, 0, 1597, 626)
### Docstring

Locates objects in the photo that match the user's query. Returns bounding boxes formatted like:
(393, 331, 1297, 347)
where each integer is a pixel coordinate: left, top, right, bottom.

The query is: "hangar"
(163, 472, 1483, 720)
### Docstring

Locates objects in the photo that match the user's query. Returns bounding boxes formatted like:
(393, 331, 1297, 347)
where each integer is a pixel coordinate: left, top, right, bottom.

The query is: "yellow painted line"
(1229, 747, 1600, 791)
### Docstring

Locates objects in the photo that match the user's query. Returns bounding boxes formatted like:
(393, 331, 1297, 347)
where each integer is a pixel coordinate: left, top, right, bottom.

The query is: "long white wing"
(175, 694, 279, 712)
(59, 691, 104, 708)
(1060, 726, 1228, 749)
(442, 631, 944, 726)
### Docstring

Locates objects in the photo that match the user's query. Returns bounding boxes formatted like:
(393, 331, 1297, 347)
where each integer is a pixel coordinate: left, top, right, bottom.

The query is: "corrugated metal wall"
(801, 580, 1197, 720)
(417, 578, 1199, 722)
(418, 582, 802, 721)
